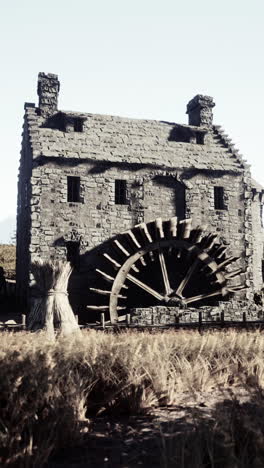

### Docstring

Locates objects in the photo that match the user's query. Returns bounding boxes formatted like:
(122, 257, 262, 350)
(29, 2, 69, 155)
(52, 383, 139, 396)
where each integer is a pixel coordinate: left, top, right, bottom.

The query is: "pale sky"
(0, 0, 263, 242)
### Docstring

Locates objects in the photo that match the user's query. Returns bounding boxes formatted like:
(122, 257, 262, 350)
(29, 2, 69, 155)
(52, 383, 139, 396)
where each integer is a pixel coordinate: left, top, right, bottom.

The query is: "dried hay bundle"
(29, 259, 80, 337)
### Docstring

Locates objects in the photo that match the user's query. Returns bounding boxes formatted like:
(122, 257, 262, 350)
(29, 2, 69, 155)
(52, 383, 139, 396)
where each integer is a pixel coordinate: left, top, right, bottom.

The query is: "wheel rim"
(88, 218, 246, 323)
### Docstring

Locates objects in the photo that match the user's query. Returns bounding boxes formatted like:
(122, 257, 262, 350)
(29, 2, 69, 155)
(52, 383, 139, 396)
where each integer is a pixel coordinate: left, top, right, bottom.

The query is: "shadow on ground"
(47, 389, 264, 468)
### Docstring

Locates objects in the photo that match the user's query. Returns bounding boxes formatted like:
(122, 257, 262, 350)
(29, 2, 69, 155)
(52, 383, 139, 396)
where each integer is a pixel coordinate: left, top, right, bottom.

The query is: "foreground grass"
(1, 329, 264, 467)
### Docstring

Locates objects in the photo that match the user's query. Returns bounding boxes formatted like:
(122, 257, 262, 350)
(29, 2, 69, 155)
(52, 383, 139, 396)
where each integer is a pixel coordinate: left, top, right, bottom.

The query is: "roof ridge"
(24, 106, 40, 156)
(213, 125, 250, 170)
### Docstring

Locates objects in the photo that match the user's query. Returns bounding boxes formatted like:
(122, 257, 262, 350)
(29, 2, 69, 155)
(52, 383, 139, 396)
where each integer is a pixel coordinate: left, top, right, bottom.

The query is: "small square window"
(73, 118, 83, 132)
(115, 180, 127, 205)
(67, 176, 80, 202)
(214, 186, 226, 210)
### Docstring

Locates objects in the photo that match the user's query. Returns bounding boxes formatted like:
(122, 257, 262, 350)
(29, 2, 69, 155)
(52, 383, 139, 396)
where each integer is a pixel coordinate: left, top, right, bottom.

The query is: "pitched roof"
(24, 105, 248, 173)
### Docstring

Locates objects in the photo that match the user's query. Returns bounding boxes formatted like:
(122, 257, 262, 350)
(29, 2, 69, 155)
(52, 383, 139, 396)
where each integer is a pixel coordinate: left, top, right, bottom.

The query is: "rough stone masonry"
(16, 73, 264, 323)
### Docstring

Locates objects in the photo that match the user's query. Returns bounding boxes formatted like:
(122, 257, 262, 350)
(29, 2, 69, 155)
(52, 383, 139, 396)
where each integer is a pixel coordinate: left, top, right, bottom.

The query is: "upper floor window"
(214, 186, 226, 210)
(67, 176, 80, 202)
(115, 180, 127, 205)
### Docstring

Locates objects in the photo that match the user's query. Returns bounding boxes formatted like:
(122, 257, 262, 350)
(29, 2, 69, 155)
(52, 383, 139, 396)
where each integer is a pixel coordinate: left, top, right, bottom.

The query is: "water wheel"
(88, 218, 246, 323)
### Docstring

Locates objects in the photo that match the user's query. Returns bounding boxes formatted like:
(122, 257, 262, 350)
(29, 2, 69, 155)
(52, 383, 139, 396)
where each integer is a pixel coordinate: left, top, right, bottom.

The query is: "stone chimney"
(37, 72, 60, 117)
(186, 95, 215, 127)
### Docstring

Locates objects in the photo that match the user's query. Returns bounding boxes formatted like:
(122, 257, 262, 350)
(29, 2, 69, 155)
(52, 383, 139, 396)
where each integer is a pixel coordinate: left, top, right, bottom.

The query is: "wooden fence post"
(175, 313, 179, 328)
(243, 311, 247, 328)
(101, 313, 105, 329)
(126, 314, 131, 326)
(221, 311, 225, 328)
(22, 314, 26, 330)
(198, 311, 202, 332)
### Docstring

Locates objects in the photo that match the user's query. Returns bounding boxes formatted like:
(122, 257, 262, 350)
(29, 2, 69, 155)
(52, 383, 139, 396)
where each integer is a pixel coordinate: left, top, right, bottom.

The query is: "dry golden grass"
(1, 329, 264, 466)
(0, 244, 16, 274)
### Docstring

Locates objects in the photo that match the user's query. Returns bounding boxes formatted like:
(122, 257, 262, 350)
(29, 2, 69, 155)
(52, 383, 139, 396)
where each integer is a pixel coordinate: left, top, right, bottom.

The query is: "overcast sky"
(0, 0, 263, 242)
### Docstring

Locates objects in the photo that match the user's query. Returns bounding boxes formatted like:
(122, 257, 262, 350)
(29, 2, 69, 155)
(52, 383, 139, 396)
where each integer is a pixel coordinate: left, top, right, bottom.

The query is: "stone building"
(17, 72, 264, 322)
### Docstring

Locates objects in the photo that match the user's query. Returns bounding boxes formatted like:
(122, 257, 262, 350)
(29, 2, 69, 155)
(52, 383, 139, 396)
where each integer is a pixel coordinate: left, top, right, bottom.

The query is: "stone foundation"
(130, 302, 264, 325)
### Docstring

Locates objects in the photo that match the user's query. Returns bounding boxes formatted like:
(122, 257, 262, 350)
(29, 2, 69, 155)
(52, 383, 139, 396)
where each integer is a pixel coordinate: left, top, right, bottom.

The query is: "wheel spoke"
(207, 256, 239, 276)
(106, 218, 245, 323)
(158, 251, 172, 295)
(227, 284, 247, 292)
(184, 289, 225, 305)
(175, 259, 199, 298)
(155, 218, 165, 239)
(127, 273, 164, 301)
(90, 288, 127, 299)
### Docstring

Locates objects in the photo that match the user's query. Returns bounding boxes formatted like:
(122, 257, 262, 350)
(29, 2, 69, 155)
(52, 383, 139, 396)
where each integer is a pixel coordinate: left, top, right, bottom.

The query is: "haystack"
(28, 259, 80, 337)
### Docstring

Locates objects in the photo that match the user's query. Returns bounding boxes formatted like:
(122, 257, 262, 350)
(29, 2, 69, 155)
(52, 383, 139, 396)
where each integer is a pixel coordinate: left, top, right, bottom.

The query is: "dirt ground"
(47, 390, 253, 468)
(47, 409, 204, 468)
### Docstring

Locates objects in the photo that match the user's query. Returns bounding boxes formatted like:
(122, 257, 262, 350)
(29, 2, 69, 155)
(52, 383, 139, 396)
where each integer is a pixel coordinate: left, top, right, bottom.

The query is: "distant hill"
(0, 216, 16, 244)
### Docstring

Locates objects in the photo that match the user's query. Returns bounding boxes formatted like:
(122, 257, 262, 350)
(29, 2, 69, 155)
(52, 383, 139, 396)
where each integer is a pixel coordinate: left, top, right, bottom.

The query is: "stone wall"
(130, 303, 263, 326)
(16, 105, 34, 302)
(29, 163, 247, 266)
(252, 191, 264, 291)
(24, 159, 251, 314)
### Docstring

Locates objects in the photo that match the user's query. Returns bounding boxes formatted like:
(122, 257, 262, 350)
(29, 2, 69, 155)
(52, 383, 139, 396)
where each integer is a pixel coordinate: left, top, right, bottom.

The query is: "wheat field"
(1, 329, 264, 467)
(0, 244, 16, 276)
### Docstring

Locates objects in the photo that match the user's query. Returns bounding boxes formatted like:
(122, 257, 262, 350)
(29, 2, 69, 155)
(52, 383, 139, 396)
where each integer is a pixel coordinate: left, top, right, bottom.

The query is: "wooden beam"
(155, 218, 165, 238)
(96, 269, 115, 282)
(158, 251, 171, 295)
(224, 268, 242, 279)
(127, 273, 164, 301)
(125, 230, 141, 248)
(169, 217, 177, 237)
(136, 223, 153, 243)
(104, 251, 139, 273)
(191, 227, 204, 244)
(227, 284, 247, 292)
(22, 314, 26, 330)
(139, 256, 147, 266)
(90, 287, 126, 299)
(103, 253, 121, 269)
(96, 269, 128, 289)
(101, 313, 105, 328)
(208, 256, 238, 275)
(184, 288, 226, 305)
(179, 218, 192, 239)
(176, 259, 199, 298)
(114, 240, 130, 256)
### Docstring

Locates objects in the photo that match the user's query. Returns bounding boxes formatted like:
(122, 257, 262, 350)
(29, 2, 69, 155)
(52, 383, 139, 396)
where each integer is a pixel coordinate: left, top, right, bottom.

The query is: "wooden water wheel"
(88, 218, 246, 323)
